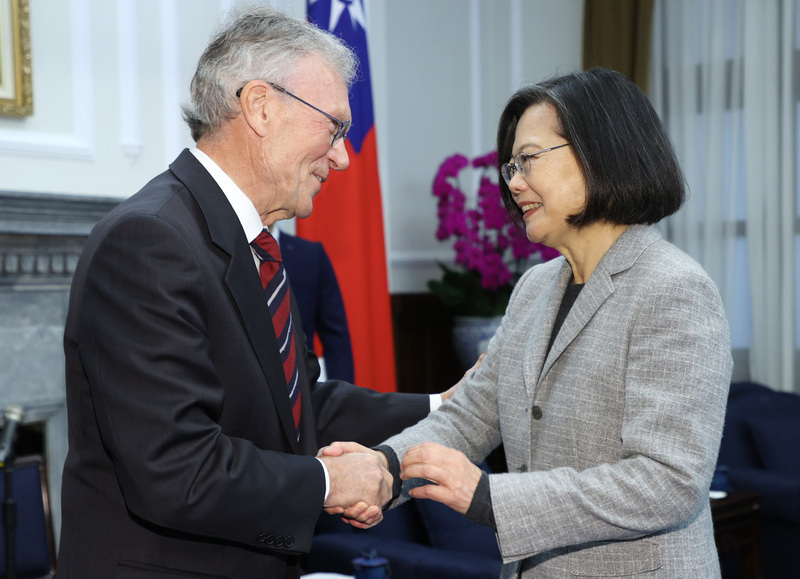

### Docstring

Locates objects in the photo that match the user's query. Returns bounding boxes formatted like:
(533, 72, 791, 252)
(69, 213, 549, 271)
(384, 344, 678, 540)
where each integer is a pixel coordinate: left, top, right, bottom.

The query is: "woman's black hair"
(496, 67, 686, 228)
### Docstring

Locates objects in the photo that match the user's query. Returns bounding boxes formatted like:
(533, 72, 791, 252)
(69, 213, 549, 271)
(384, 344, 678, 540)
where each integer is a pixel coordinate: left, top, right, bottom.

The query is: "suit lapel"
(169, 150, 302, 452)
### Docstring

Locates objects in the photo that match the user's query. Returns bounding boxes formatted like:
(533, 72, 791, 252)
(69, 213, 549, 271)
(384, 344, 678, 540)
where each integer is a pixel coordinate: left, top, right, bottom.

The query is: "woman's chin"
(525, 228, 545, 244)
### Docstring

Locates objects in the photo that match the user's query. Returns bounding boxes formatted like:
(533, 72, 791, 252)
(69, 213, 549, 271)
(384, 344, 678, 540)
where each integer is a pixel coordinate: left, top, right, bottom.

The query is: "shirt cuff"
(315, 457, 330, 503)
(429, 394, 443, 411)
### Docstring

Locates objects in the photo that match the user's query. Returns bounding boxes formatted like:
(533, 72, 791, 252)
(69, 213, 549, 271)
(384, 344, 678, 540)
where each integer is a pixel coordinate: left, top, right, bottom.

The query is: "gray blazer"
(384, 224, 732, 578)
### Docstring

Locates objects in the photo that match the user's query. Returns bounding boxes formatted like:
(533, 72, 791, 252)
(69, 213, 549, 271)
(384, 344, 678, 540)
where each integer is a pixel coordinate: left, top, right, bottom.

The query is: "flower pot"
(451, 315, 503, 371)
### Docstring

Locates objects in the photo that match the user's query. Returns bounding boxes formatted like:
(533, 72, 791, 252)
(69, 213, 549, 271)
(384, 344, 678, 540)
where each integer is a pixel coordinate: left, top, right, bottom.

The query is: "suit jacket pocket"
(568, 539, 662, 577)
(116, 560, 232, 579)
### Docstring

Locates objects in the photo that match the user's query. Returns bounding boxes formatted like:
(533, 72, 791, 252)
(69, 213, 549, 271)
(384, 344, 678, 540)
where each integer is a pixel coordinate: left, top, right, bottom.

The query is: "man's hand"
(440, 350, 487, 402)
(400, 442, 482, 515)
(317, 446, 391, 529)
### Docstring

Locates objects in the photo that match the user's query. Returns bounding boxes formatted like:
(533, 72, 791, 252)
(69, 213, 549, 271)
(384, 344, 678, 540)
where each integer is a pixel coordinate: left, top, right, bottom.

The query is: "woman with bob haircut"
(323, 68, 732, 577)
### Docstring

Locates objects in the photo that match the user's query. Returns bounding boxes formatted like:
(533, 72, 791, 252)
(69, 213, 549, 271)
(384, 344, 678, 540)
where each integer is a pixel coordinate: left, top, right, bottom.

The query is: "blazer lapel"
(540, 268, 615, 379)
(537, 225, 662, 382)
(523, 261, 572, 398)
(169, 150, 302, 452)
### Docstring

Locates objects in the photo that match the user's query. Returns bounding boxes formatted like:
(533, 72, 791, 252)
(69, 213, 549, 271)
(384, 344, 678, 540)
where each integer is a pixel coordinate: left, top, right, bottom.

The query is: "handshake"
(316, 440, 484, 530)
(316, 442, 392, 529)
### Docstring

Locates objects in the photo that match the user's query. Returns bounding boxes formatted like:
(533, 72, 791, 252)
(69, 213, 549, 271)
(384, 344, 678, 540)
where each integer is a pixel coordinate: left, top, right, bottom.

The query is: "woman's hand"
(400, 442, 482, 515)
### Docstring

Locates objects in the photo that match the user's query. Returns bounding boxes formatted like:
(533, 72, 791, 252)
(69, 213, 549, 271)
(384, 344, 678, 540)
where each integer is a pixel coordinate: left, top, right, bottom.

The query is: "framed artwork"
(0, 0, 31, 116)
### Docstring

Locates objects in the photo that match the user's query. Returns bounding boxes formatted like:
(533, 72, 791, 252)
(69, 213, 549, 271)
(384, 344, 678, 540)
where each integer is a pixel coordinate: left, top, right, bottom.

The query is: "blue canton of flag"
(307, 0, 374, 154)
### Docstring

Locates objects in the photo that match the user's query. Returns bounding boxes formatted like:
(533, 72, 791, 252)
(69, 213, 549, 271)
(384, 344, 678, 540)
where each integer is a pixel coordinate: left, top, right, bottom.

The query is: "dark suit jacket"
(56, 149, 427, 579)
(279, 232, 355, 382)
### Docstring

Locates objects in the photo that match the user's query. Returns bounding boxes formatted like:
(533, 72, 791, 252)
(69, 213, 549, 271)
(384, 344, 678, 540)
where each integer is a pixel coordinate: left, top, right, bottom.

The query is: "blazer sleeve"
(77, 215, 325, 554)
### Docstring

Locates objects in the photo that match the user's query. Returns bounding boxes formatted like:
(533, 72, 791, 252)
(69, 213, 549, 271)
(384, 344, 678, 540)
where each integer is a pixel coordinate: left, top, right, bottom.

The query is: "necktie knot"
(252, 230, 282, 263)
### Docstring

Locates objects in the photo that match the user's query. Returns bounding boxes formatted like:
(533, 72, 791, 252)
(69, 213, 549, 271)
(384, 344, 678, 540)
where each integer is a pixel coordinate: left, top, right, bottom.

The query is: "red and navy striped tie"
(251, 230, 301, 440)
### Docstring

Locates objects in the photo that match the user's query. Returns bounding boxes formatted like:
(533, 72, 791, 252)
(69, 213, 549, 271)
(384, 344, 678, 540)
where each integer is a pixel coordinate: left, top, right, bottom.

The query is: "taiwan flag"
(302, 0, 397, 393)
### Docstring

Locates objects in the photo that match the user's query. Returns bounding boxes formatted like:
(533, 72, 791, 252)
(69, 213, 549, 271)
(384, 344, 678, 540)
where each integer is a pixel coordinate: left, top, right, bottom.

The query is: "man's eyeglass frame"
(500, 143, 570, 185)
(236, 82, 350, 147)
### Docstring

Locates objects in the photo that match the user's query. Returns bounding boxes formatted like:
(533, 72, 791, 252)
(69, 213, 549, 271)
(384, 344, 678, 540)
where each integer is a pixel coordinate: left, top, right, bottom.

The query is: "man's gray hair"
(182, 5, 357, 142)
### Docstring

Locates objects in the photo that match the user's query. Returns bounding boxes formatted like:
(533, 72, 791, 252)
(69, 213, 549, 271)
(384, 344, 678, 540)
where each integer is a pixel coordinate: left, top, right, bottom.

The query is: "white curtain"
(650, 0, 797, 393)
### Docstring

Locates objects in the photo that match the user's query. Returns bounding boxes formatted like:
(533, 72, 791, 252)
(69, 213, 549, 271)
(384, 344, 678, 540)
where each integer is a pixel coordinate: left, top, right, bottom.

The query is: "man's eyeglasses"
(236, 82, 350, 147)
(500, 143, 570, 185)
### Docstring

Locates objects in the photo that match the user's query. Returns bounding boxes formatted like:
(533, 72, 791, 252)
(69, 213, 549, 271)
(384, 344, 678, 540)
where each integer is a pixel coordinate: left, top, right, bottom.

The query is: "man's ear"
(238, 81, 272, 138)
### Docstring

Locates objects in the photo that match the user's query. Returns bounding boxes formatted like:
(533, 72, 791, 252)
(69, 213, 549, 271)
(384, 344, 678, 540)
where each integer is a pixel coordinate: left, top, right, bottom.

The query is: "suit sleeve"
(310, 378, 430, 448)
(77, 215, 325, 554)
(292, 285, 429, 448)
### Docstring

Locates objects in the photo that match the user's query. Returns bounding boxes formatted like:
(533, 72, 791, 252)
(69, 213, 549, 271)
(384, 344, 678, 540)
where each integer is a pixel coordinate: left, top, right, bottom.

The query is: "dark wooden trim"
(391, 292, 463, 395)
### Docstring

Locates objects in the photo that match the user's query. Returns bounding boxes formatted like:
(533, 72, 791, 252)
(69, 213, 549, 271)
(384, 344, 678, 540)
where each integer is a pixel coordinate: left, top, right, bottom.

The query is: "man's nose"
(328, 139, 350, 171)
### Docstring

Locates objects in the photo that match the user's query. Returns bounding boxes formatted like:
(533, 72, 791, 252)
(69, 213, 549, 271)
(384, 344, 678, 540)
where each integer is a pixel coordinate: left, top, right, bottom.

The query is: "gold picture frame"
(0, 0, 32, 116)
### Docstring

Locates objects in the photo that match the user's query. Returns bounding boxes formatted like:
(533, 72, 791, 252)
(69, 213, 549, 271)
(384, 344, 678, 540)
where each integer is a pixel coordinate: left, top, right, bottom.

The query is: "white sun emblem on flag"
(326, 0, 367, 33)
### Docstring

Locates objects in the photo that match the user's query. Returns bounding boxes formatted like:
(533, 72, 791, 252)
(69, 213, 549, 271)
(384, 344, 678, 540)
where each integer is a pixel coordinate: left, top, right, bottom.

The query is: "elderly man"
(56, 7, 442, 578)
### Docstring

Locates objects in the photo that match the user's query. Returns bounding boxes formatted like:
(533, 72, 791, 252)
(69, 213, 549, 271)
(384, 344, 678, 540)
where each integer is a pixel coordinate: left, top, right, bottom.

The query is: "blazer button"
(275, 536, 285, 548)
(519, 464, 528, 472)
(256, 533, 267, 544)
(285, 536, 295, 548)
(531, 405, 543, 420)
(265, 534, 276, 546)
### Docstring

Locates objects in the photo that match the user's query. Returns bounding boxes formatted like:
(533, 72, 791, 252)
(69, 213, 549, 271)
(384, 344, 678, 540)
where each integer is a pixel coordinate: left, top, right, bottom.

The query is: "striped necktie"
(251, 230, 301, 440)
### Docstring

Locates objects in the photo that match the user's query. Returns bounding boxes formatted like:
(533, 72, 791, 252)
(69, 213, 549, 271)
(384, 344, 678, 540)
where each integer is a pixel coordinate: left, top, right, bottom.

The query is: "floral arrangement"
(428, 151, 560, 317)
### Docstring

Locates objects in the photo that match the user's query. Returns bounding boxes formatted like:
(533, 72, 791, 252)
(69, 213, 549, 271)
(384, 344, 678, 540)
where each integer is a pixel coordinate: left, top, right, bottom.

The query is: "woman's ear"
(238, 81, 271, 138)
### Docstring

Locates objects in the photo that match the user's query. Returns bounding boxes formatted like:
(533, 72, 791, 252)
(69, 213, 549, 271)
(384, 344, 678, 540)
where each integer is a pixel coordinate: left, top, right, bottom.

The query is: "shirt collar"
(189, 147, 264, 243)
